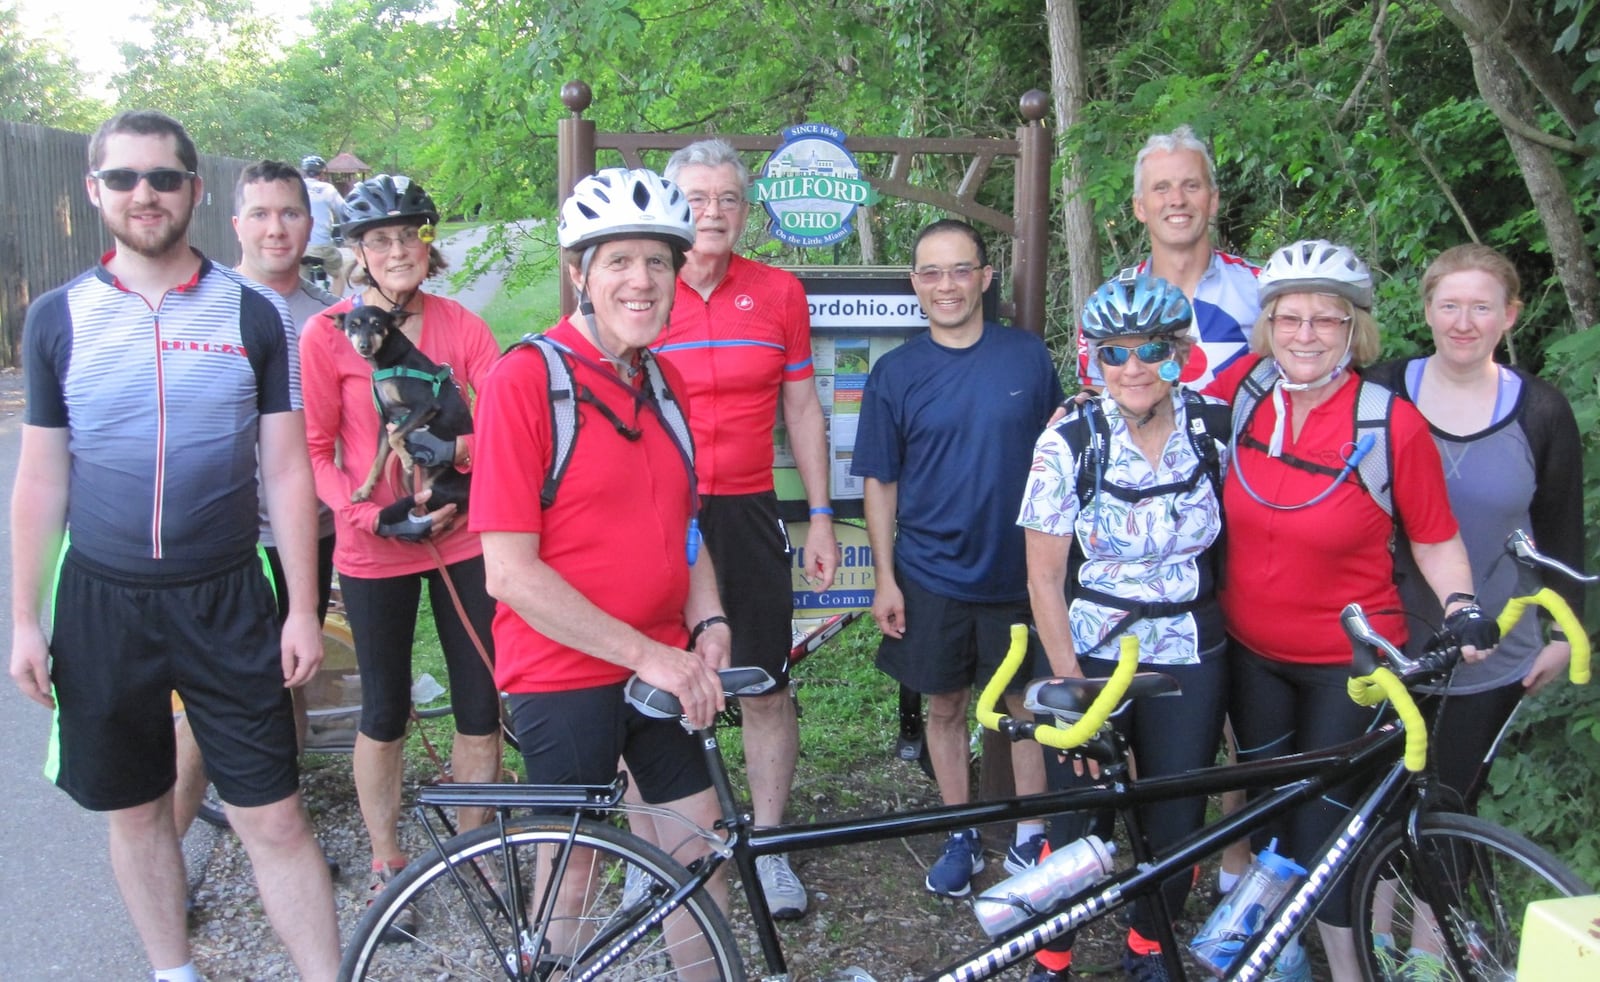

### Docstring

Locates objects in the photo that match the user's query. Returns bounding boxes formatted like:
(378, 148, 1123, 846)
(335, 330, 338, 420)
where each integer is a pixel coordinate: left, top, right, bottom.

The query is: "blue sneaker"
(1004, 832, 1047, 875)
(1121, 946, 1173, 982)
(926, 828, 985, 897)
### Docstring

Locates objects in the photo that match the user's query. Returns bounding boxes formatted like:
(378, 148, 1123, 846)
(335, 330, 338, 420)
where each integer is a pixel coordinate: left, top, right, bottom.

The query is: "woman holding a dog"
(299, 174, 501, 937)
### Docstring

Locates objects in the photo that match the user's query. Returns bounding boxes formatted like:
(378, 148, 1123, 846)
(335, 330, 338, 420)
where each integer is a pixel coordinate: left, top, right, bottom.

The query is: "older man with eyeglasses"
(851, 218, 1062, 899)
(647, 138, 838, 920)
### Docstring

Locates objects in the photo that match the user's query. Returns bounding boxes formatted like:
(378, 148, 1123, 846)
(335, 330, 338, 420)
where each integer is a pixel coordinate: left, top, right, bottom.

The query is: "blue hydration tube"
(1231, 432, 1375, 511)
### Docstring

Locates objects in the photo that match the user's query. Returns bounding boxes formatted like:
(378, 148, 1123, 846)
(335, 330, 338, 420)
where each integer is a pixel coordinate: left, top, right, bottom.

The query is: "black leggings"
(1229, 642, 1381, 929)
(341, 555, 499, 742)
(1042, 652, 1229, 944)
(1422, 682, 1525, 809)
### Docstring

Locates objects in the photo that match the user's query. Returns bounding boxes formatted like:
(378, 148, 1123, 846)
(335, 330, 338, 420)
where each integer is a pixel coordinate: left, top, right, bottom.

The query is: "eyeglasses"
(358, 228, 425, 253)
(1270, 313, 1351, 335)
(91, 168, 196, 193)
(1095, 340, 1175, 367)
(685, 192, 745, 212)
(912, 264, 982, 286)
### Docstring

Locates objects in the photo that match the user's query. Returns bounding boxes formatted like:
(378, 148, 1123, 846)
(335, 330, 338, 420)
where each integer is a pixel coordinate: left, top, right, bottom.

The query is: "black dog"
(337, 306, 471, 515)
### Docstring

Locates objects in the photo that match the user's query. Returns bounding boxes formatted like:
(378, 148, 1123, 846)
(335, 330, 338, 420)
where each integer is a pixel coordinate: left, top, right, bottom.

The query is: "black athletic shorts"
(507, 684, 711, 805)
(875, 567, 1042, 696)
(699, 492, 793, 685)
(48, 548, 297, 812)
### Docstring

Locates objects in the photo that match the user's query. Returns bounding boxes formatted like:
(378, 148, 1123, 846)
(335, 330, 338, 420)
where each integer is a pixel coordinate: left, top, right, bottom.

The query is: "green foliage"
(0, 2, 108, 128)
(1478, 679, 1600, 885)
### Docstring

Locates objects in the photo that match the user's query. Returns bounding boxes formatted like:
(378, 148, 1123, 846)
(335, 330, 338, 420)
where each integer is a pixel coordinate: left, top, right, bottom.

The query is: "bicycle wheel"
(340, 815, 745, 981)
(1350, 812, 1591, 981)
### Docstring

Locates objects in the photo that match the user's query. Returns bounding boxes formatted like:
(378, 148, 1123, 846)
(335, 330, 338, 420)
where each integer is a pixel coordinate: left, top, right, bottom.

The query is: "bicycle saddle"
(625, 666, 777, 719)
(1023, 671, 1181, 720)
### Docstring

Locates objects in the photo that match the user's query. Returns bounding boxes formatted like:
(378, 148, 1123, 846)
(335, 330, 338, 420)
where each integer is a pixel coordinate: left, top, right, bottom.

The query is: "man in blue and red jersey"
(1077, 125, 1260, 391)
(8, 111, 338, 982)
(652, 138, 839, 919)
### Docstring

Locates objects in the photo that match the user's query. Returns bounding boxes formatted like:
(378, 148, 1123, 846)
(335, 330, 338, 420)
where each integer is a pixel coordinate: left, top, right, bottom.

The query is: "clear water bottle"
(971, 835, 1116, 937)
(1189, 838, 1306, 976)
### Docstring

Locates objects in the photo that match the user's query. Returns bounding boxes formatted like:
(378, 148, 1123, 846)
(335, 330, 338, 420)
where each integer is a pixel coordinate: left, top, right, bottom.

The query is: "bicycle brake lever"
(1508, 529, 1600, 584)
(1341, 603, 1420, 675)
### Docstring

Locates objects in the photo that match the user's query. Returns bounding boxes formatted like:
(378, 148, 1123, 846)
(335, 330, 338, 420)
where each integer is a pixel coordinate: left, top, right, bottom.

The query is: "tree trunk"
(1438, 0, 1595, 138)
(1045, 0, 1100, 351)
(1464, 34, 1600, 331)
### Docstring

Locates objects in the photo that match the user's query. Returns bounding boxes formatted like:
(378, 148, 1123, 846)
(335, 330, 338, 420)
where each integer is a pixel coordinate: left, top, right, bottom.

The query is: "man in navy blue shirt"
(853, 219, 1062, 898)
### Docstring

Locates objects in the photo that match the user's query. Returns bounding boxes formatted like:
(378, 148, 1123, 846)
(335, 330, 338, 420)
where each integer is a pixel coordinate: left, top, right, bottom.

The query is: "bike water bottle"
(971, 835, 1116, 937)
(1189, 839, 1306, 976)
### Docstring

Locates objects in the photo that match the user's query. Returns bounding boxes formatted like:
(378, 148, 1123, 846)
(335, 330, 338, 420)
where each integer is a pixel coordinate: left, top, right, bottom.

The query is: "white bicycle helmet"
(558, 167, 695, 253)
(1258, 239, 1373, 309)
(1081, 272, 1192, 341)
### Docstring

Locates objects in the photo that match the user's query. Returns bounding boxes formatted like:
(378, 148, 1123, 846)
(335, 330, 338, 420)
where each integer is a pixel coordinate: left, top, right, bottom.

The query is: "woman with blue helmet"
(1018, 272, 1232, 981)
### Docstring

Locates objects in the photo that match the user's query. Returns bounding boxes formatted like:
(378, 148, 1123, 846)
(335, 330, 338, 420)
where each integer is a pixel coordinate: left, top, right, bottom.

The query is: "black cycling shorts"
(508, 683, 711, 805)
(699, 492, 794, 684)
(48, 548, 297, 812)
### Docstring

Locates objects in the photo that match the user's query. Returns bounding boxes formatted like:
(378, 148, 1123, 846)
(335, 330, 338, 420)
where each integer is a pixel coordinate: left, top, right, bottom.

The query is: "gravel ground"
(180, 742, 1253, 981)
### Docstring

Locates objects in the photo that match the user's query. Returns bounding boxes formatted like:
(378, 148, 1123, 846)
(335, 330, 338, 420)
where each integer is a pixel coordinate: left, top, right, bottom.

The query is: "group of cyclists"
(204, 132, 1600, 982)
(13, 106, 1586, 982)
(1012, 159, 1583, 981)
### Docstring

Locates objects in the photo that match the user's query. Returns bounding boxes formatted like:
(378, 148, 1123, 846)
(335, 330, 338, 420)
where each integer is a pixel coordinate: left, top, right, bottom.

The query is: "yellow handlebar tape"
(977, 627, 1138, 752)
(1498, 588, 1590, 685)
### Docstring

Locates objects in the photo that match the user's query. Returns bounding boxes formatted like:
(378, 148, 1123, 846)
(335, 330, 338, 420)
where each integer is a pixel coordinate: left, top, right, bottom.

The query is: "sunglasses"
(91, 168, 197, 193)
(1095, 340, 1174, 367)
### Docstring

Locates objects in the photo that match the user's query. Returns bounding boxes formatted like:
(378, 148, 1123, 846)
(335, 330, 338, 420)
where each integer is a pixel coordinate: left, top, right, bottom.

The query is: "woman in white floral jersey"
(1016, 272, 1230, 982)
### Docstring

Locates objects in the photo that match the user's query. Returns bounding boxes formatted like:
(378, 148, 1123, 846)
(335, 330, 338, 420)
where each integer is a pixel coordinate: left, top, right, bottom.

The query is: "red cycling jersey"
(652, 255, 815, 496)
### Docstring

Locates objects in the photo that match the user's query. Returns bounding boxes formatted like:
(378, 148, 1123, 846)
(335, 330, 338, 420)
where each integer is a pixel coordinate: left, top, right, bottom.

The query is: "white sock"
(152, 963, 200, 982)
(1218, 868, 1241, 893)
(1015, 821, 1044, 846)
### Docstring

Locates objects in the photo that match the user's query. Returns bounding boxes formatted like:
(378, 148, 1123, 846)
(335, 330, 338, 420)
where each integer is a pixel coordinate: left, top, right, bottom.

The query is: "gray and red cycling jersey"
(22, 252, 299, 576)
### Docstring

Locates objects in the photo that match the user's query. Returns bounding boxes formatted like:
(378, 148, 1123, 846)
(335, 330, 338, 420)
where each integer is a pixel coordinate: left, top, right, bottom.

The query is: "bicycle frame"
(416, 709, 1427, 981)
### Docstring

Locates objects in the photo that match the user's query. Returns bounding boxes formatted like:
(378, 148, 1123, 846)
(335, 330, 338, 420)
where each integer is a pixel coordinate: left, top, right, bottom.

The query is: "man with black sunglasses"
(9, 111, 339, 982)
(852, 219, 1062, 899)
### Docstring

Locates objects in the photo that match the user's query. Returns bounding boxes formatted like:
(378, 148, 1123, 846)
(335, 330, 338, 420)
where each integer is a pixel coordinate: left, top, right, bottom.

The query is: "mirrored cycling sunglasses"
(1095, 340, 1174, 367)
(91, 168, 197, 193)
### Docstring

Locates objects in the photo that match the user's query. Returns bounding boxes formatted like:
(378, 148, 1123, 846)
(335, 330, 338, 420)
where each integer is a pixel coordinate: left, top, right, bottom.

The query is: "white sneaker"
(756, 854, 808, 919)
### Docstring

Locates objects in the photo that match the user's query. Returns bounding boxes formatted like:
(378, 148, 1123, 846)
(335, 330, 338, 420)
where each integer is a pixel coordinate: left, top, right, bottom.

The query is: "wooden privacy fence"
(0, 121, 252, 368)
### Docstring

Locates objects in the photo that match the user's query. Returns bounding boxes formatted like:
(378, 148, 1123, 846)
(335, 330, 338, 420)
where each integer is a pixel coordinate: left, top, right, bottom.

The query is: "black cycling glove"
(405, 427, 456, 468)
(1443, 602, 1500, 651)
(376, 496, 435, 542)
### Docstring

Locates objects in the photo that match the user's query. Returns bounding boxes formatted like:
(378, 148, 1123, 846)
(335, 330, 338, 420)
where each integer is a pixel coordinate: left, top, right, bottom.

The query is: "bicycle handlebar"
(1499, 588, 1590, 684)
(976, 625, 1138, 751)
(1341, 531, 1593, 771)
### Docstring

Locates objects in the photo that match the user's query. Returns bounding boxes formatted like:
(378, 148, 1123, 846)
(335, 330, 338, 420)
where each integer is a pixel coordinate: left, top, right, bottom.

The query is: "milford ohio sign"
(753, 124, 879, 247)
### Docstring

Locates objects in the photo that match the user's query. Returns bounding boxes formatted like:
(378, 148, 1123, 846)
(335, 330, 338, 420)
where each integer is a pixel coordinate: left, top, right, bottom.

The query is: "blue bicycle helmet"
(301, 154, 327, 177)
(1080, 272, 1192, 341)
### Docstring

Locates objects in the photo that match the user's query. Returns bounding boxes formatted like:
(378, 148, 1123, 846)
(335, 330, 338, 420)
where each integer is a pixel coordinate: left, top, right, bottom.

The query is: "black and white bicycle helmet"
(338, 174, 439, 242)
(301, 154, 326, 177)
(1080, 272, 1192, 341)
(558, 167, 695, 254)
(1258, 239, 1373, 309)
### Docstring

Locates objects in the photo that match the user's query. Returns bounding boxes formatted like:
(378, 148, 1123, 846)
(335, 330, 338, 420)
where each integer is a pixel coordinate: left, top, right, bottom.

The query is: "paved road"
(0, 371, 148, 979)
(427, 220, 536, 315)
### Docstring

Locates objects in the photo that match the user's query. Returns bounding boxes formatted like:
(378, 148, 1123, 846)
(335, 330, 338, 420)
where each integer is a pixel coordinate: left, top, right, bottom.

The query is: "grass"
(475, 228, 564, 347)
(402, 598, 903, 807)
